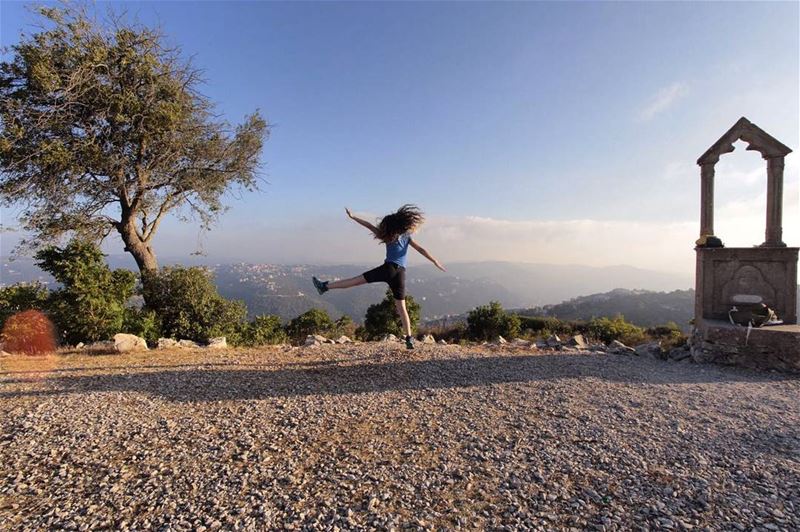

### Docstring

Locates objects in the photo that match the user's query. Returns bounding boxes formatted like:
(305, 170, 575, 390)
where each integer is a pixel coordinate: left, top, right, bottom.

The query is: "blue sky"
(1, 1, 798, 274)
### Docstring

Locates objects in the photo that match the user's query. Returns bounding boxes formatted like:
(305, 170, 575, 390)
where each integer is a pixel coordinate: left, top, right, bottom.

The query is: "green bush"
(362, 290, 421, 340)
(285, 308, 334, 344)
(517, 315, 584, 337)
(417, 322, 467, 343)
(354, 325, 367, 341)
(122, 308, 162, 346)
(645, 321, 687, 349)
(467, 301, 521, 341)
(143, 266, 247, 343)
(0, 282, 50, 328)
(233, 315, 287, 347)
(35, 241, 137, 344)
(332, 315, 357, 339)
(587, 315, 646, 345)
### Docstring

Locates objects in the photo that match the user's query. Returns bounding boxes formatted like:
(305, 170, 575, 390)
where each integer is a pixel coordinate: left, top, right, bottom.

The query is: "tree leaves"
(0, 5, 268, 272)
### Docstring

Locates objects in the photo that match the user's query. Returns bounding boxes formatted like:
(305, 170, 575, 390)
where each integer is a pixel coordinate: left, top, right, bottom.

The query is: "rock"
(546, 335, 562, 348)
(634, 341, 663, 360)
(178, 339, 200, 348)
(114, 334, 148, 353)
(608, 340, 635, 355)
(380, 334, 399, 343)
(511, 338, 531, 347)
(567, 334, 588, 349)
(304, 335, 327, 347)
(496, 336, 508, 345)
(207, 337, 227, 349)
(437, 339, 448, 345)
(0, 350, 11, 357)
(422, 334, 436, 344)
(335, 336, 353, 344)
(668, 347, 691, 361)
(158, 338, 179, 349)
(75, 342, 85, 350)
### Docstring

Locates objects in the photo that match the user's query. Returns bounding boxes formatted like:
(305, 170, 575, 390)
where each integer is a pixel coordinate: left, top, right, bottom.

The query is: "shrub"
(285, 308, 334, 344)
(467, 301, 521, 341)
(234, 315, 287, 347)
(0, 282, 50, 328)
(646, 321, 687, 349)
(143, 266, 247, 343)
(332, 315, 357, 339)
(417, 322, 467, 343)
(35, 241, 137, 344)
(587, 315, 646, 345)
(362, 290, 421, 340)
(122, 308, 162, 346)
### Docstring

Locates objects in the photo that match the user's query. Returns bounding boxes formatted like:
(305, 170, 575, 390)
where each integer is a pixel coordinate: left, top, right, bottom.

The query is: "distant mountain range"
(2, 256, 693, 321)
(517, 288, 696, 331)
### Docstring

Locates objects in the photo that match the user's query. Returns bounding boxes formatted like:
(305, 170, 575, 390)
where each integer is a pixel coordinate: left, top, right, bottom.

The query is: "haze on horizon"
(1, 1, 798, 277)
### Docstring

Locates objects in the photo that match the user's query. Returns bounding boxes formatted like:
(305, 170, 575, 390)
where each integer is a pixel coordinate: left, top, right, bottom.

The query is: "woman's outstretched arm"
(410, 239, 446, 272)
(345, 207, 379, 235)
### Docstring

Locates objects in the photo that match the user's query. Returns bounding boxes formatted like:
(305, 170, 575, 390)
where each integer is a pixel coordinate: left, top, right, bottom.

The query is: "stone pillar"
(763, 156, 786, 247)
(699, 163, 715, 237)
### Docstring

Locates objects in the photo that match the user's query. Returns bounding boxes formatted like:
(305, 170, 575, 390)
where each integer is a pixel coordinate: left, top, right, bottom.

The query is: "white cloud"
(413, 215, 697, 274)
(637, 81, 690, 122)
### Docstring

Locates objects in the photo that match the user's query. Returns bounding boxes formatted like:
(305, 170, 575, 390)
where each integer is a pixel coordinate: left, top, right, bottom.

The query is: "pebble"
(1, 344, 798, 530)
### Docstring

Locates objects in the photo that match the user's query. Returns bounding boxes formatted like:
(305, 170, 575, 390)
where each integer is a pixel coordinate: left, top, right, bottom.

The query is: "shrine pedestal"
(691, 320, 800, 373)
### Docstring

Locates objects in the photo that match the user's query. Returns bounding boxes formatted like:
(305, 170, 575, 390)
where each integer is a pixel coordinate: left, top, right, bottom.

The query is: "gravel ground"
(1, 343, 799, 531)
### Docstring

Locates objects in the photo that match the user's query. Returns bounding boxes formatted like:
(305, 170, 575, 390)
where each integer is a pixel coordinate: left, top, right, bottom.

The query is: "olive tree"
(0, 5, 267, 280)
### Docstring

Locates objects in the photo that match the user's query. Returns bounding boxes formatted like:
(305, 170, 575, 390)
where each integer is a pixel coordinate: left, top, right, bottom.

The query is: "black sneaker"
(405, 335, 414, 350)
(312, 276, 328, 295)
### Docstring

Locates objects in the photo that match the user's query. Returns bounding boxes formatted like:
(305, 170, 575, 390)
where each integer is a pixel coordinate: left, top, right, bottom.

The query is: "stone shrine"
(691, 117, 799, 371)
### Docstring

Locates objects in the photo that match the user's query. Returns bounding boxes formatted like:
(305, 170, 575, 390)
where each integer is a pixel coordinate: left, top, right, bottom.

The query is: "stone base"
(691, 320, 800, 373)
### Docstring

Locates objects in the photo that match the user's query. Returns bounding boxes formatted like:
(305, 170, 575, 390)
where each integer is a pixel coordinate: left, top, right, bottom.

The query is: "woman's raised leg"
(327, 275, 368, 290)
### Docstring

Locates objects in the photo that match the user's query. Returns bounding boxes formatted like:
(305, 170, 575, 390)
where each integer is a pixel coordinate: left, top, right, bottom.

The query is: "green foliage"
(285, 308, 334, 344)
(0, 4, 267, 279)
(143, 266, 246, 343)
(232, 315, 287, 347)
(418, 322, 467, 343)
(34, 241, 137, 344)
(517, 316, 580, 336)
(587, 315, 646, 345)
(467, 301, 521, 341)
(354, 325, 367, 341)
(0, 282, 50, 328)
(332, 315, 357, 339)
(362, 291, 421, 340)
(645, 321, 687, 349)
(122, 308, 162, 346)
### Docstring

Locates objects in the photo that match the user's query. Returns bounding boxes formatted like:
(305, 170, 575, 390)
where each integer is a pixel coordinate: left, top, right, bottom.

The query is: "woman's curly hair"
(375, 204, 425, 243)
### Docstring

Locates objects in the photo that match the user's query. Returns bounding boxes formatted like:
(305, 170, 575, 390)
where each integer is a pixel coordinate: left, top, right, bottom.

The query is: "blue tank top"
(385, 233, 411, 268)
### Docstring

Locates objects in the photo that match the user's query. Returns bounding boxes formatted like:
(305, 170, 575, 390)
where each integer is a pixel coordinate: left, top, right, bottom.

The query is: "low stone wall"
(691, 320, 800, 373)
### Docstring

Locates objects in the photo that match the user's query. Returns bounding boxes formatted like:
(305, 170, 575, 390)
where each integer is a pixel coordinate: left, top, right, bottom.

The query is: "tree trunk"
(117, 217, 159, 305)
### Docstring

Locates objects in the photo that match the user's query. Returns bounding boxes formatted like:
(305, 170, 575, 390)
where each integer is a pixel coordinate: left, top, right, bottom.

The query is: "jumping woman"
(312, 204, 446, 350)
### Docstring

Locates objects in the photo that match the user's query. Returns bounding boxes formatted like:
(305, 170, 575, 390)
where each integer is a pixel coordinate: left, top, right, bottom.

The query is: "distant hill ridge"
(2, 257, 692, 321)
(4, 257, 797, 327)
(515, 288, 696, 331)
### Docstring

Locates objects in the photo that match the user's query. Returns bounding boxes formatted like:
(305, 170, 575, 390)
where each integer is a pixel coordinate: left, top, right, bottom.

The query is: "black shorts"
(362, 261, 406, 300)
